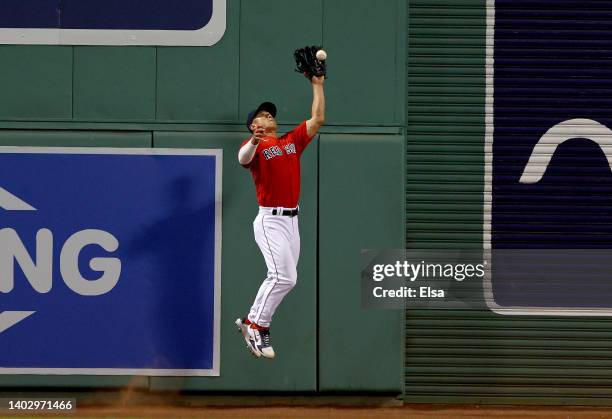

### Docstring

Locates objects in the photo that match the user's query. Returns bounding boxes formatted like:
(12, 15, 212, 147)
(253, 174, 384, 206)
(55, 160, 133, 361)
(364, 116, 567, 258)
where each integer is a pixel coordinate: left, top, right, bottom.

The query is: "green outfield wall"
(4, 0, 612, 406)
(0, 0, 405, 394)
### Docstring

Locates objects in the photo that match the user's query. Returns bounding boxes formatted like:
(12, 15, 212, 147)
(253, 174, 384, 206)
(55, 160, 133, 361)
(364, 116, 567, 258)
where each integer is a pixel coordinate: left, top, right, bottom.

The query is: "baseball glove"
(294, 45, 327, 79)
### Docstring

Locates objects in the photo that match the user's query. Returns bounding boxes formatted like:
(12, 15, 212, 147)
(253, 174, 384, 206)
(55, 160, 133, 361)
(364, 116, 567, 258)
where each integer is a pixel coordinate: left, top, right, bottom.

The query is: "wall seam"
(317, 0, 324, 394)
(237, 0, 242, 124)
(71, 46, 75, 120)
(154, 46, 159, 122)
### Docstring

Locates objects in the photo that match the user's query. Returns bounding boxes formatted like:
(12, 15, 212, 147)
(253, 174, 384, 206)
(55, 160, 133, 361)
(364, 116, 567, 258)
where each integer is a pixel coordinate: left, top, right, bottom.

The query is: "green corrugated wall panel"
(0, 46, 72, 120)
(406, 0, 485, 250)
(148, 131, 317, 391)
(239, 0, 322, 126)
(402, 396, 612, 405)
(411, 0, 482, 5)
(73, 47, 156, 121)
(0, 130, 150, 388)
(156, 0, 240, 122)
(405, 0, 612, 405)
(319, 134, 404, 392)
(323, 0, 405, 125)
(405, 307, 612, 402)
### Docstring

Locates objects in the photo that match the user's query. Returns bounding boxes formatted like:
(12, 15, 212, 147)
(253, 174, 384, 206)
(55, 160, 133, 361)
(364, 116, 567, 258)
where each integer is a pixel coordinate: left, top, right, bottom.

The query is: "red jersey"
(240, 121, 314, 208)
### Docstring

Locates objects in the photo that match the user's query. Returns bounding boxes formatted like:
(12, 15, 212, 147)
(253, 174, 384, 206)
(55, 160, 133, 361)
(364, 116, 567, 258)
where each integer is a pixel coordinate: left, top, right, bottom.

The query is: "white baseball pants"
(248, 207, 300, 327)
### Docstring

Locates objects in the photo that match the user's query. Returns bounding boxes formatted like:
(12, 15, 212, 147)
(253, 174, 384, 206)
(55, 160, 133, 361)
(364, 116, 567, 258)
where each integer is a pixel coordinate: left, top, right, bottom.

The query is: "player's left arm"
(306, 76, 325, 138)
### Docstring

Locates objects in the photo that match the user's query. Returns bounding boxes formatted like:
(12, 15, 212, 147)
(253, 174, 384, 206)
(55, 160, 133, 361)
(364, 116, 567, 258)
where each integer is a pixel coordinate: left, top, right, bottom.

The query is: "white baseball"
(316, 49, 327, 61)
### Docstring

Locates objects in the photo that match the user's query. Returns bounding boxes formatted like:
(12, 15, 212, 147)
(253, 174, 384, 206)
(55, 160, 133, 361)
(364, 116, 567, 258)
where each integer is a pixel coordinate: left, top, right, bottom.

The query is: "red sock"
(249, 322, 269, 331)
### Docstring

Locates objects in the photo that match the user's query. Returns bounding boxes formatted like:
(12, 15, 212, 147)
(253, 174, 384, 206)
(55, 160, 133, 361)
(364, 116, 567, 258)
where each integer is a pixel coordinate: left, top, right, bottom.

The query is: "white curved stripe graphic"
(0, 311, 35, 333)
(519, 118, 612, 184)
(0, 187, 36, 210)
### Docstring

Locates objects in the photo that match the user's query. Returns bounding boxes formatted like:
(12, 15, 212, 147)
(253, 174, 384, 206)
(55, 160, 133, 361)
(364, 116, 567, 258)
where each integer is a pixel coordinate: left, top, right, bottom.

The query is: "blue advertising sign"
(0, 0, 225, 46)
(486, 1, 612, 315)
(0, 147, 222, 376)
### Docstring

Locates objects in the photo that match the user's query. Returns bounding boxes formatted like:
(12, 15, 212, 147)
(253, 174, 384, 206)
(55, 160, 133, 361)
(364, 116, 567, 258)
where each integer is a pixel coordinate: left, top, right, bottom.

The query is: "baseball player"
(235, 50, 325, 359)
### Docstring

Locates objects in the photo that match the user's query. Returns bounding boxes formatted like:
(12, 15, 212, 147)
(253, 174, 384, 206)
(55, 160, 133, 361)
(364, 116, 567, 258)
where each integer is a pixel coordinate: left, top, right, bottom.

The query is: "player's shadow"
(126, 176, 215, 369)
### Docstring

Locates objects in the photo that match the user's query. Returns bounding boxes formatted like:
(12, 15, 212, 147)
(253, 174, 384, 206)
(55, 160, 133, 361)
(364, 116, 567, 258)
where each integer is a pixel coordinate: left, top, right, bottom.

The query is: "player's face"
(251, 111, 277, 132)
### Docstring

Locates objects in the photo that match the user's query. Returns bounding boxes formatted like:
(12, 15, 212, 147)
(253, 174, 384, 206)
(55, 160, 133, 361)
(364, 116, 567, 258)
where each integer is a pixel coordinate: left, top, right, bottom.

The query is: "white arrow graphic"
(520, 118, 612, 184)
(0, 186, 36, 210)
(1, 186, 37, 333)
(0, 311, 35, 333)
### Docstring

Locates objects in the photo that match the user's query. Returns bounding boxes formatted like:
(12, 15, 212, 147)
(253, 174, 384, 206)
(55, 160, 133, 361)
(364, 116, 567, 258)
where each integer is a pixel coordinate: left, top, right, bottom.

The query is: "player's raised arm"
(306, 76, 325, 138)
(293, 45, 327, 137)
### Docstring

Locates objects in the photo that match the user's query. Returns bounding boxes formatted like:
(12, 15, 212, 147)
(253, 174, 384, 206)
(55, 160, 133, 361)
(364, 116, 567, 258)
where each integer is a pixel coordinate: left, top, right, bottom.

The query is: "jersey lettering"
(262, 146, 284, 161)
(284, 143, 296, 155)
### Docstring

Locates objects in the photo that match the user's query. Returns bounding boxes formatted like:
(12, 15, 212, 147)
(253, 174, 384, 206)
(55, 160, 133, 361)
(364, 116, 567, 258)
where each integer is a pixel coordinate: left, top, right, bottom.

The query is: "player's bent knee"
(278, 272, 297, 288)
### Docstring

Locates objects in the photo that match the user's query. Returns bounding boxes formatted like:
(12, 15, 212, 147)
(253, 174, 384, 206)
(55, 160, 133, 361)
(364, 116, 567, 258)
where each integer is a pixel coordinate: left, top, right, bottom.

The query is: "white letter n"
(0, 228, 53, 293)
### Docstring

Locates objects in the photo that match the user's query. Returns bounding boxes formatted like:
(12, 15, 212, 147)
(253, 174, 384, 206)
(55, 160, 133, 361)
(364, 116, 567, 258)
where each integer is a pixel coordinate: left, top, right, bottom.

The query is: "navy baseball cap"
(246, 101, 277, 132)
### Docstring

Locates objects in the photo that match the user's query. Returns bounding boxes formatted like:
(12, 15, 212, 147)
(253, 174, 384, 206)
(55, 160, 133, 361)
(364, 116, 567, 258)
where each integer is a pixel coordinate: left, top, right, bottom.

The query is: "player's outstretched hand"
(294, 46, 327, 80)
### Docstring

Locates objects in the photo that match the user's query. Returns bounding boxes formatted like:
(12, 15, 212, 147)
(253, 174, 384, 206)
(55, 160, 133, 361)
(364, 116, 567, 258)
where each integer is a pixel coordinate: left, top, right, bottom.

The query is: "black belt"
(272, 208, 299, 217)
